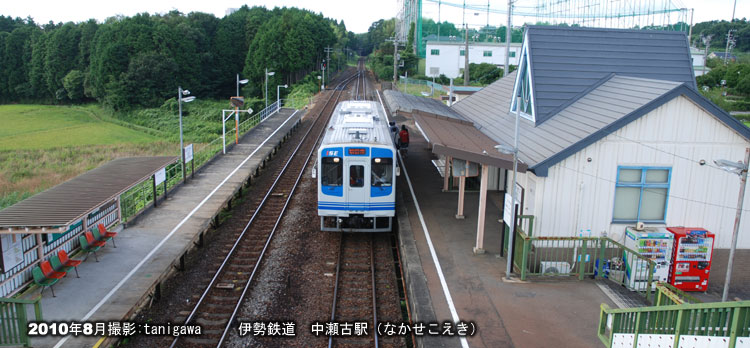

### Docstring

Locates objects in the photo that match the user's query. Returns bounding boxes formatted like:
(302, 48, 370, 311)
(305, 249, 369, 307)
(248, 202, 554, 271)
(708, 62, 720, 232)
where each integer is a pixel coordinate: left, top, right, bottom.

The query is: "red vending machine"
(667, 227, 715, 291)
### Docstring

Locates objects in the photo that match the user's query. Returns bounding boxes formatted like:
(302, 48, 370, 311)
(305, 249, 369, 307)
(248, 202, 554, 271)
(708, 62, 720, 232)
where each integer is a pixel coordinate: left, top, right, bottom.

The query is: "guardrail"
(0, 296, 42, 347)
(598, 300, 750, 348)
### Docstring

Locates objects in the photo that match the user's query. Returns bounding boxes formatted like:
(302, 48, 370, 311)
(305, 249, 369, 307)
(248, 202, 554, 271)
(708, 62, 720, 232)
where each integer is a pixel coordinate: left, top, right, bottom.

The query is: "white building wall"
(510, 96, 750, 249)
(426, 42, 522, 78)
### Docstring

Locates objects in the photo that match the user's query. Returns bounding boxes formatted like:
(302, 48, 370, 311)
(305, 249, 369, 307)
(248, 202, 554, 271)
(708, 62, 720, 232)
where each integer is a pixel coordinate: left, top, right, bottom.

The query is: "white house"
(450, 26, 750, 250)
(425, 40, 522, 78)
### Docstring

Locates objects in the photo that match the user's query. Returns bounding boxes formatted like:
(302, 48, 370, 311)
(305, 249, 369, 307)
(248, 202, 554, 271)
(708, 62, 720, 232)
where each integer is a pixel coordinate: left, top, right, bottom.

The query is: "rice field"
(0, 105, 175, 209)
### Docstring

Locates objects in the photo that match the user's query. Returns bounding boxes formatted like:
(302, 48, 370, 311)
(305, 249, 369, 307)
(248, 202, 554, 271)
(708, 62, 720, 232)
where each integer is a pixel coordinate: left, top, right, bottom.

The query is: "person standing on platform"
(398, 125, 409, 156)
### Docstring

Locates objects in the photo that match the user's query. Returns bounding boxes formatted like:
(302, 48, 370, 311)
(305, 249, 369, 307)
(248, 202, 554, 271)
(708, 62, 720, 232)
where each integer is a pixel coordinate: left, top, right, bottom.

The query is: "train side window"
(371, 158, 393, 187)
(350, 165, 364, 187)
(322, 157, 342, 186)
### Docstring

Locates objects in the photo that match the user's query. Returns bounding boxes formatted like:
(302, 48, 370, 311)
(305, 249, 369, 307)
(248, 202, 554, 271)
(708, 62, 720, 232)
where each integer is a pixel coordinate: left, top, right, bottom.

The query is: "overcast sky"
(1, 0, 746, 34)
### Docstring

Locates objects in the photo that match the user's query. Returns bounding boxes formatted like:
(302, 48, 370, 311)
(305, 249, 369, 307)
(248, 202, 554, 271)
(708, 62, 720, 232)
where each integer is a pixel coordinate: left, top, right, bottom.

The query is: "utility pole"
(386, 37, 405, 86)
(504, 0, 513, 77)
(702, 34, 712, 76)
(325, 47, 334, 85)
(724, 0, 737, 64)
(687, 8, 694, 46)
(464, 24, 470, 86)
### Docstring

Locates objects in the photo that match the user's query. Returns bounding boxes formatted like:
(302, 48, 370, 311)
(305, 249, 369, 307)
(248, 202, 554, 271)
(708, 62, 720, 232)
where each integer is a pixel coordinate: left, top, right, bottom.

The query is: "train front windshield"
(322, 157, 342, 186)
(371, 157, 393, 187)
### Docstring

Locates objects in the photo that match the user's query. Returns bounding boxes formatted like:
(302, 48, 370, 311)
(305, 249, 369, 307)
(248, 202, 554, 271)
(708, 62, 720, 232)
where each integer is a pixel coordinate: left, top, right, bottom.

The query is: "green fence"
(0, 296, 42, 347)
(503, 219, 658, 303)
(118, 104, 280, 223)
(598, 300, 750, 348)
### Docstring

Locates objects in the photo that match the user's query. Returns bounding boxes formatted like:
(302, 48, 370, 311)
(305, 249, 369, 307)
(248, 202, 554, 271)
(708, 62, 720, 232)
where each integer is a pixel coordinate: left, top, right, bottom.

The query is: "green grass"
(0, 104, 176, 210)
(745, 121, 750, 127)
(0, 105, 158, 150)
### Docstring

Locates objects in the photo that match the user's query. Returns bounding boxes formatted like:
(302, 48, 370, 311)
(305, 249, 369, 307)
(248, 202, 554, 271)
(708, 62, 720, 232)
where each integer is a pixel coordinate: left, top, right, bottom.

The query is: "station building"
(388, 25, 750, 253)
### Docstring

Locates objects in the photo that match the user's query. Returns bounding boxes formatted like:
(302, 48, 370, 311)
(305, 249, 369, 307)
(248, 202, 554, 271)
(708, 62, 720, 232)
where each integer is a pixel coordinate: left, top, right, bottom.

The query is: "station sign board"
(184, 144, 193, 163)
(155, 167, 166, 185)
(230, 96, 244, 108)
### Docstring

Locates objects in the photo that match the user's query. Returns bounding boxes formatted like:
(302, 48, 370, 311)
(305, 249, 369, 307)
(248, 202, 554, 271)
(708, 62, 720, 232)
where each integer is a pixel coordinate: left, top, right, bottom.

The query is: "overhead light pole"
(236, 74, 248, 98)
(265, 68, 275, 111)
(178, 87, 196, 183)
(496, 93, 521, 280)
(277, 84, 288, 114)
(715, 147, 749, 302)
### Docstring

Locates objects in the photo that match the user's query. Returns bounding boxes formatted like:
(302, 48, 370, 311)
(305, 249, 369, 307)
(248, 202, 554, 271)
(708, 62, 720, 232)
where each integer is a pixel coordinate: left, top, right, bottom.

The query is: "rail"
(170, 70, 361, 348)
(598, 300, 750, 348)
(0, 296, 42, 347)
(653, 282, 703, 306)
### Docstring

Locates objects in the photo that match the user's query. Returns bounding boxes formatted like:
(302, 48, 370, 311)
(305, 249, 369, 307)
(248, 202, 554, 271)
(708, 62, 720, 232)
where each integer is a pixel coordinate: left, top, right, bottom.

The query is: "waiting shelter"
(383, 90, 527, 253)
(0, 156, 177, 297)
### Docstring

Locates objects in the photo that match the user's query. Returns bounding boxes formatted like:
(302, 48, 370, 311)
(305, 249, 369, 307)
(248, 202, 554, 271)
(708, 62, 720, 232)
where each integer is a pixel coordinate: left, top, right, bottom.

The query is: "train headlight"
(374, 158, 381, 163)
(333, 157, 340, 163)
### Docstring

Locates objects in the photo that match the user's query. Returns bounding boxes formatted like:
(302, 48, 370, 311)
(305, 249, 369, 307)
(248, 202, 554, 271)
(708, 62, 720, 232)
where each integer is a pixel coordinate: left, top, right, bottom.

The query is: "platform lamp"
(234, 75, 249, 144)
(496, 93, 522, 280)
(276, 84, 288, 114)
(236, 74, 248, 98)
(265, 68, 275, 111)
(178, 87, 196, 183)
(714, 147, 750, 302)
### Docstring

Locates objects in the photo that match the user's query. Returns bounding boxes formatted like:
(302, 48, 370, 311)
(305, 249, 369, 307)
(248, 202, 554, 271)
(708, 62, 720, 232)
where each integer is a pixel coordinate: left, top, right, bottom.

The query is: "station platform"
(396, 117, 617, 348)
(24, 108, 302, 348)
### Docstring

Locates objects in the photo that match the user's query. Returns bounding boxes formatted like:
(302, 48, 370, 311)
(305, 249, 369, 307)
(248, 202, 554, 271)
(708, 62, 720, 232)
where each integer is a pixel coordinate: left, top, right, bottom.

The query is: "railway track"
(327, 61, 406, 348)
(170, 67, 362, 348)
(328, 233, 379, 348)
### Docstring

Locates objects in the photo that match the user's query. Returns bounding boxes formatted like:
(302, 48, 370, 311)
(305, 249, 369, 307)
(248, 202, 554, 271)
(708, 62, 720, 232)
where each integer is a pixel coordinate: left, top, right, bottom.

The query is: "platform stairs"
(598, 284, 750, 348)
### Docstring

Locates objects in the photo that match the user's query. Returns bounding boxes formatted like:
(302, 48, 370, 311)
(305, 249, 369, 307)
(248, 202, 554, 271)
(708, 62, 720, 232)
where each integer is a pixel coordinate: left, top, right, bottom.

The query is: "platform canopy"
(412, 110, 528, 172)
(0, 156, 178, 234)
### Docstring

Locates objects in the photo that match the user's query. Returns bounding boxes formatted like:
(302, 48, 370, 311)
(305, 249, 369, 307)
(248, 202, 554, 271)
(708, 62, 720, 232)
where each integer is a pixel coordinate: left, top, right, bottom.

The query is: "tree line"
(0, 6, 353, 110)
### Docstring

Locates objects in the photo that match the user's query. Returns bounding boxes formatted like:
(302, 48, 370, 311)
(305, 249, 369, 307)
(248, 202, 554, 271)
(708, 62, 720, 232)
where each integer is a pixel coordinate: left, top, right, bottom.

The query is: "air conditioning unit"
(539, 261, 571, 274)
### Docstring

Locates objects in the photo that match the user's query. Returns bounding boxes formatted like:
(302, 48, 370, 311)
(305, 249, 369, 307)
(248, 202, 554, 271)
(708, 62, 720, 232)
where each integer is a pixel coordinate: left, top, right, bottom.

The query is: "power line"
(556, 162, 750, 213)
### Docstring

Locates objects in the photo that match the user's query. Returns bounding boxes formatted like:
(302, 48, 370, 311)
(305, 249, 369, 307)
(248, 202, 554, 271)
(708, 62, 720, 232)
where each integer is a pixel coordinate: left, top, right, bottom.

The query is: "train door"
(347, 160, 369, 211)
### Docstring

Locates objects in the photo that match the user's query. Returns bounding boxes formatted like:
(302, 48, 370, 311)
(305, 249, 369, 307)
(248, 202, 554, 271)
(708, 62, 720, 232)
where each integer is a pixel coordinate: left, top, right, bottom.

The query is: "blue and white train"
(314, 100, 397, 232)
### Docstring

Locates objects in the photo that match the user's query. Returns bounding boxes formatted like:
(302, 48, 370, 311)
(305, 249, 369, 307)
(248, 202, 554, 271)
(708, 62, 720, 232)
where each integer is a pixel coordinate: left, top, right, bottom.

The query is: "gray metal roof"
(0, 156, 178, 230)
(383, 90, 464, 120)
(525, 26, 696, 125)
(452, 71, 683, 172)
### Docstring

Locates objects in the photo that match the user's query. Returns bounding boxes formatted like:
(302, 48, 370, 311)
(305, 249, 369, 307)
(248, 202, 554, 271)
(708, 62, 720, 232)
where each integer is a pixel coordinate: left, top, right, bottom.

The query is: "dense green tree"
(45, 22, 81, 100)
(62, 69, 84, 101)
(3, 26, 34, 99)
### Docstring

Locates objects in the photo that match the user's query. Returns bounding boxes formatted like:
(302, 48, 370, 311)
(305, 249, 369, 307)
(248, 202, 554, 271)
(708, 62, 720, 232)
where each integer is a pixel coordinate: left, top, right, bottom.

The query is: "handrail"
(599, 300, 750, 348)
(0, 295, 43, 347)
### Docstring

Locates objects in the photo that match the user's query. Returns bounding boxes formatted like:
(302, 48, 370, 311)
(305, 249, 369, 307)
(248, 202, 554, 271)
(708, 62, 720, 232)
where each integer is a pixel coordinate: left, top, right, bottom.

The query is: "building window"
(460, 49, 465, 56)
(510, 51, 516, 58)
(483, 51, 492, 57)
(613, 167, 671, 223)
(431, 49, 440, 56)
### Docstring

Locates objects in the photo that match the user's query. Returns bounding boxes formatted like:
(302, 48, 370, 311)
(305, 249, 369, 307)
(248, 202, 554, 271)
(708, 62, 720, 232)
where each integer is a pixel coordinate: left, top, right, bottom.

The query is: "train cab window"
(350, 165, 364, 187)
(322, 157, 342, 186)
(371, 158, 393, 187)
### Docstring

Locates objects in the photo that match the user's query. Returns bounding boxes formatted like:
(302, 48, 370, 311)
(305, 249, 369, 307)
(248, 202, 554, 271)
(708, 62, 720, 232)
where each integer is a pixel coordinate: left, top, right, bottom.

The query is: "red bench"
(97, 224, 118, 247)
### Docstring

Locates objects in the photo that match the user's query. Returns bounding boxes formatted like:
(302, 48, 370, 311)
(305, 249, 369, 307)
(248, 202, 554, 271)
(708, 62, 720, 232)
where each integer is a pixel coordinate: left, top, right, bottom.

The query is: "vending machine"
(624, 226, 674, 291)
(667, 227, 715, 291)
